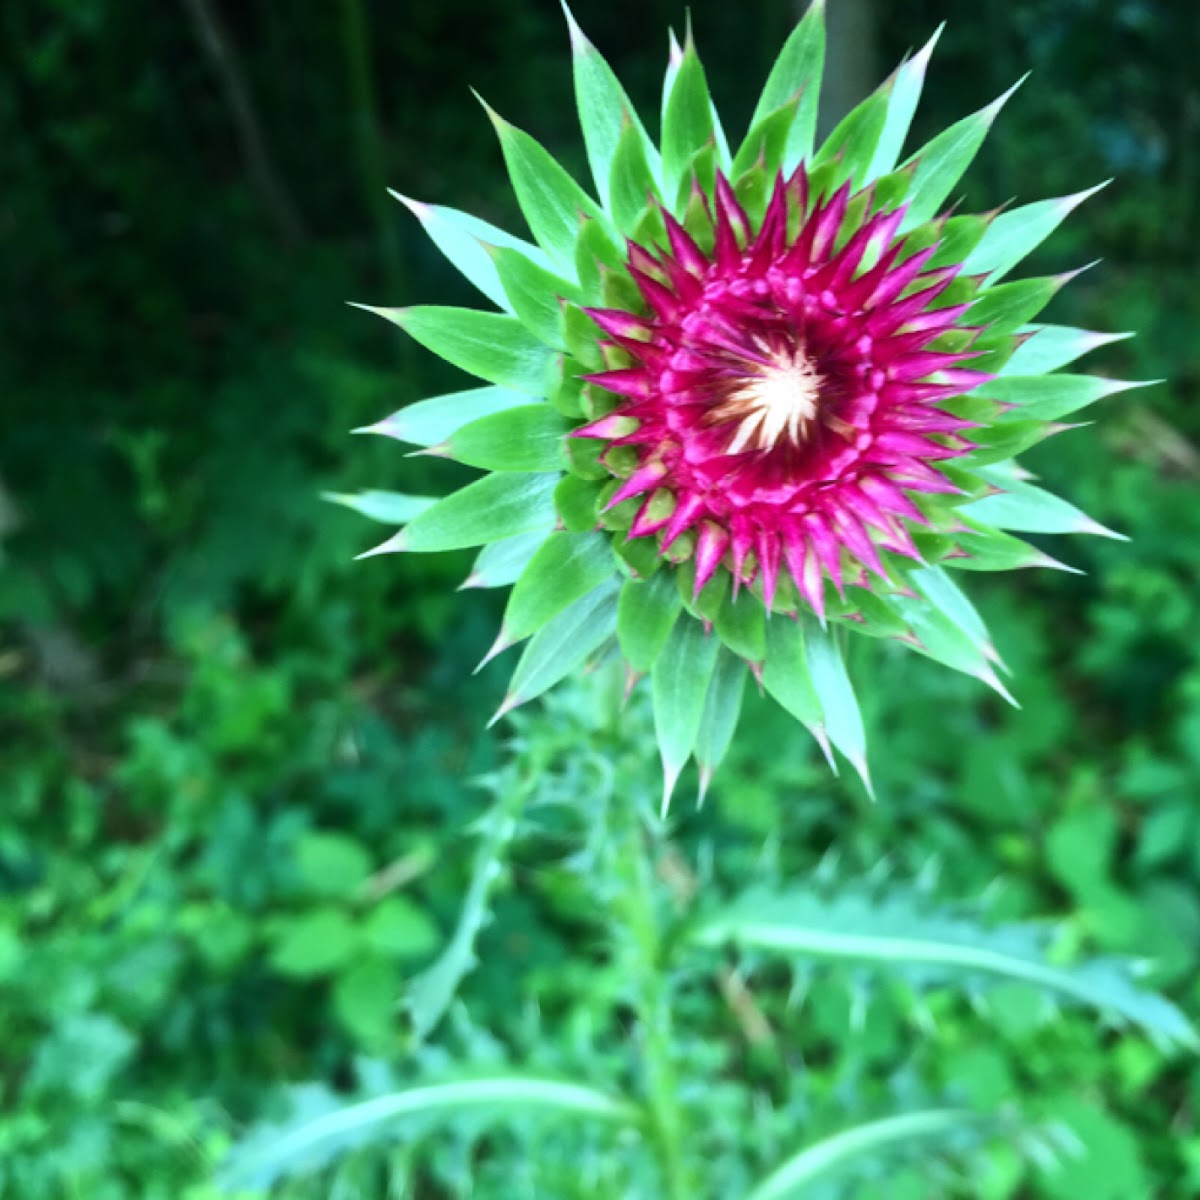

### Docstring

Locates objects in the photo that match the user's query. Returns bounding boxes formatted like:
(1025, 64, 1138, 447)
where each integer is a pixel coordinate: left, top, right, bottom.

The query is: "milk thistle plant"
(225, 5, 1191, 1196)
(347, 6, 1139, 808)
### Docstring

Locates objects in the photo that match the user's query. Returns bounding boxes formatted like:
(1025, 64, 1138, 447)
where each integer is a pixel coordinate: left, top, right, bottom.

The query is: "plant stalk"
(614, 796, 690, 1200)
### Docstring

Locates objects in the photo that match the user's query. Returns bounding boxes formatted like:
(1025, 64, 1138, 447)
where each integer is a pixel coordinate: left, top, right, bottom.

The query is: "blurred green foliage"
(1, 0, 1198, 1195)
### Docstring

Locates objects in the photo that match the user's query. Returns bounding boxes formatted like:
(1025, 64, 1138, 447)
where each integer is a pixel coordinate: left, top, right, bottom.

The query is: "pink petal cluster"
(576, 168, 993, 619)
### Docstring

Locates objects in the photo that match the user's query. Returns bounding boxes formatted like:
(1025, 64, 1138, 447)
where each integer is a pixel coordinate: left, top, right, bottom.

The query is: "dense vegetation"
(2, 0, 1197, 1195)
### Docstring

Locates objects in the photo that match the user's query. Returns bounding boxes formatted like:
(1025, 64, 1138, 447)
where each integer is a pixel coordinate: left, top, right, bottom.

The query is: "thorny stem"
(610, 779, 691, 1200)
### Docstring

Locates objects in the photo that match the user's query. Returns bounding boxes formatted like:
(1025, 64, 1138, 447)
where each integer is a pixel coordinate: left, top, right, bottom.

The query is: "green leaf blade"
(484, 103, 612, 274)
(365, 306, 554, 394)
(618, 571, 683, 675)
(652, 615, 720, 810)
(499, 577, 621, 717)
(443, 404, 568, 472)
(372, 472, 560, 555)
(661, 32, 716, 205)
(901, 77, 1025, 229)
(502, 530, 616, 645)
(357, 386, 530, 448)
(752, 0, 825, 171)
(564, 5, 660, 207)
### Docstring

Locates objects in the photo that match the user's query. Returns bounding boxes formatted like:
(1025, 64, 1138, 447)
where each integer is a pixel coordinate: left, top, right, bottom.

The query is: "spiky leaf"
(442, 404, 568, 471)
(358, 386, 529, 448)
(618, 572, 683, 675)
(498, 577, 621, 717)
(751, 0, 825, 171)
(502, 531, 616, 645)
(652, 616, 720, 809)
(694, 884, 1197, 1046)
(380, 472, 559, 554)
(368, 306, 554, 393)
(564, 4, 660, 207)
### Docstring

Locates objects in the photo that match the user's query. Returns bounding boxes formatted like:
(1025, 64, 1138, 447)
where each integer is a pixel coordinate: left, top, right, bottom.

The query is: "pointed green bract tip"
(486, 694, 520, 729)
(471, 88, 504, 127)
(388, 189, 431, 221)
(475, 627, 513, 674)
(355, 529, 407, 559)
(667, 29, 684, 69)
(984, 72, 1030, 124)
(559, 0, 589, 53)
(660, 764, 682, 818)
(348, 301, 408, 328)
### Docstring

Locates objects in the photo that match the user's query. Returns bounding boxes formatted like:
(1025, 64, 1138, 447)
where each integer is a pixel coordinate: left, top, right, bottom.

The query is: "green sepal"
(574, 217, 627, 306)
(661, 29, 715, 204)
(714, 588, 767, 664)
(761, 618, 828, 761)
(497, 577, 620, 719)
(901, 76, 1025, 229)
(390, 193, 549, 311)
(963, 181, 1108, 283)
(752, 0, 825, 171)
(802, 158, 842, 206)
(733, 163, 771, 228)
(1003, 325, 1132, 377)
(364, 306, 554, 394)
(601, 264, 643, 313)
(632, 203, 670, 253)
(928, 213, 992, 270)
(618, 570, 683, 674)
(464, 526, 554, 589)
(609, 114, 662, 235)
(547, 354, 588, 417)
(812, 80, 892, 191)
(869, 164, 917, 214)
(804, 624, 871, 793)
(502, 530, 617, 644)
(555, 474, 603, 532)
(867, 26, 942, 178)
(384, 471, 559, 554)
(980, 374, 1151, 422)
(565, 436, 611, 481)
(483, 101, 613, 275)
(694, 648, 747, 798)
(357, 386, 528, 448)
(673, 144, 717, 215)
(960, 328, 1021, 374)
(441, 404, 568, 472)
(966, 275, 1065, 334)
(564, 4, 660, 209)
(679, 185, 716, 256)
(677, 561, 729, 625)
(652, 614, 721, 811)
(561, 308, 605, 372)
(931, 273, 984, 309)
(488, 246, 580, 348)
(613, 534, 663, 580)
(732, 91, 801, 180)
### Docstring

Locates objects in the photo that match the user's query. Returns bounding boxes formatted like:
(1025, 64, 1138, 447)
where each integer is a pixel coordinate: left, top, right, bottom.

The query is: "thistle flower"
(349, 2, 1140, 806)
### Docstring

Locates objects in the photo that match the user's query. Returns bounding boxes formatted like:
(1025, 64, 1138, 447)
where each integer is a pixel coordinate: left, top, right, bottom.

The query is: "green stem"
(613, 796, 690, 1200)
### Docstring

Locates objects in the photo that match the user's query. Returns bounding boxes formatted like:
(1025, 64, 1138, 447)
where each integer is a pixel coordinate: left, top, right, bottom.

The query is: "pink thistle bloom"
(576, 172, 990, 622)
(346, 3, 1137, 804)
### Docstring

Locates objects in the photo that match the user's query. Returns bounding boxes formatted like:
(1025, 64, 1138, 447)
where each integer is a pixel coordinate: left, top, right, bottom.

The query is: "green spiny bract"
(350, 3, 1138, 808)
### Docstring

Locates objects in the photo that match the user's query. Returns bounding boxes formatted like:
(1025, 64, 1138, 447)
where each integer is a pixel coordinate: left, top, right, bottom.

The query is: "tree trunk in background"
(816, 0, 878, 140)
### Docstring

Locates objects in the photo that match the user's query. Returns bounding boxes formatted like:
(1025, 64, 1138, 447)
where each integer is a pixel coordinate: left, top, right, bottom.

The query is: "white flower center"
(710, 350, 824, 454)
